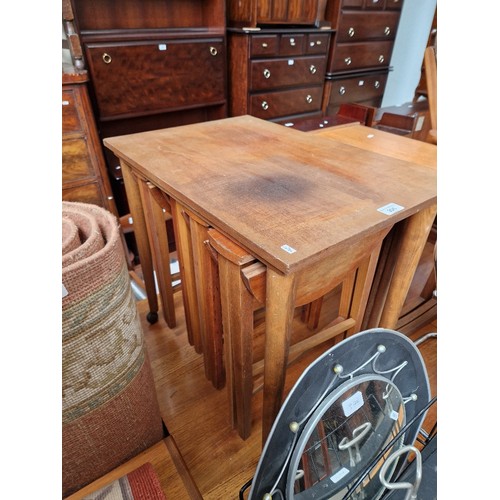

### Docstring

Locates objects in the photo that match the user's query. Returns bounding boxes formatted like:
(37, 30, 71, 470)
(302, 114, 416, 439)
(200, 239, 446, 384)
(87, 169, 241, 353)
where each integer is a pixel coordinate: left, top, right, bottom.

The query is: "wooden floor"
(137, 286, 437, 499)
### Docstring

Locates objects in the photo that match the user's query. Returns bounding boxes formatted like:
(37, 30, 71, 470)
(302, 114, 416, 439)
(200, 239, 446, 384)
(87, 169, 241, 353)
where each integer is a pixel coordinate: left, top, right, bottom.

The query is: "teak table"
(104, 116, 437, 444)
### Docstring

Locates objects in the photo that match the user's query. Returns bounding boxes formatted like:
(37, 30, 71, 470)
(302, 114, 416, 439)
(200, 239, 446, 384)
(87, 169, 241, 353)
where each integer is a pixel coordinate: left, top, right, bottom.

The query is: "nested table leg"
(189, 217, 225, 389)
(379, 203, 438, 329)
(262, 268, 297, 446)
(170, 200, 202, 351)
(138, 181, 176, 329)
(119, 160, 158, 324)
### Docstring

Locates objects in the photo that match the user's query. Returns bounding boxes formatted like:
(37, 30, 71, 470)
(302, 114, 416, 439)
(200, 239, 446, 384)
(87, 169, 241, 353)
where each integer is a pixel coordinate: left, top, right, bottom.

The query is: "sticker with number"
(377, 203, 404, 216)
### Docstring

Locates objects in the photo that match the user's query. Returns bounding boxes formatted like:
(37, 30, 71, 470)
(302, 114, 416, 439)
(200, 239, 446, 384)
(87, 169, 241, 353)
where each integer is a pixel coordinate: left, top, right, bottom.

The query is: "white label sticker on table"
(281, 244, 297, 254)
(342, 391, 363, 417)
(331, 467, 350, 483)
(377, 203, 404, 216)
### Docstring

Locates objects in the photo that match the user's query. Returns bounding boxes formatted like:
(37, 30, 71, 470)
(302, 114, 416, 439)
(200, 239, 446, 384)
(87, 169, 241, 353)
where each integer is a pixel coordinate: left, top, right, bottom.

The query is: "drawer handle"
(309, 65, 317, 74)
(306, 95, 313, 104)
(348, 27, 355, 37)
(261, 101, 269, 110)
(374, 80, 380, 89)
(289, 38, 296, 46)
(263, 69, 271, 79)
(210, 46, 218, 56)
(378, 55, 385, 63)
(339, 86, 346, 96)
(344, 57, 352, 66)
(384, 27, 391, 36)
(102, 53, 112, 64)
(262, 42, 268, 48)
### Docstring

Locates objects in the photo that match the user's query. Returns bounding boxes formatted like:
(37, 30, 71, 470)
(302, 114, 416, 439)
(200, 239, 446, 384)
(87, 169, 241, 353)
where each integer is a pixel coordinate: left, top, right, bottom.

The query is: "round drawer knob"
(374, 80, 380, 89)
(262, 42, 268, 48)
(378, 55, 385, 63)
(344, 57, 352, 66)
(384, 26, 391, 36)
(306, 95, 313, 104)
(309, 65, 317, 74)
(348, 27, 355, 37)
(339, 86, 346, 96)
(261, 101, 269, 110)
(290, 38, 296, 46)
(210, 46, 218, 56)
(102, 53, 112, 64)
(263, 69, 271, 79)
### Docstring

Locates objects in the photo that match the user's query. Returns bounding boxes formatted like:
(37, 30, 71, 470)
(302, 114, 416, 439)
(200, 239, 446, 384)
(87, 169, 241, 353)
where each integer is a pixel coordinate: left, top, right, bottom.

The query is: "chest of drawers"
(62, 67, 117, 215)
(229, 28, 332, 122)
(324, 0, 404, 114)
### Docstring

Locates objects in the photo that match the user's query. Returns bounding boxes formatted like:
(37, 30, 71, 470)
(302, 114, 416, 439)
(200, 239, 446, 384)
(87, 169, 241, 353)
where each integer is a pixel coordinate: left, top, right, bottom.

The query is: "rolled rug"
(62, 202, 164, 497)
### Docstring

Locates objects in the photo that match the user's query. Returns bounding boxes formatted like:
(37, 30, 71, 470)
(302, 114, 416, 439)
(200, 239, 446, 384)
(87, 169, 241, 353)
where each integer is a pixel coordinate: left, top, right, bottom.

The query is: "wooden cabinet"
(62, 67, 118, 215)
(227, 0, 330, 28)
(323, 0, 404, 114)
(67, 0, 227, 216)
(228, 28, 332, 122)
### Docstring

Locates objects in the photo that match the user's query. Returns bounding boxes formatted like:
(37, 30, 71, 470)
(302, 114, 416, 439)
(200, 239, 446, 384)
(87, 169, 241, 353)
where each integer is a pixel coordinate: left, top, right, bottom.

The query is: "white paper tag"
(331, 467, 350, 483)
(281, 244, 296, 254)
(377, 203, 404, 216)
(342, 391, 363, 417)
(390, 410, 399, 420)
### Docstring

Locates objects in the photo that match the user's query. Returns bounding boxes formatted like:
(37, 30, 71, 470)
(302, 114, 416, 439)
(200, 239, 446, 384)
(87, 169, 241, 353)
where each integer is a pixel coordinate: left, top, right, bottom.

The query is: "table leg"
(379, 203, 438, 329)
(170, 200, 202, 352)
(189, 217, 225, 389)
(138, 181, 176, 329)
(119, 160, 158, 323)
(262, 268, 297, 446)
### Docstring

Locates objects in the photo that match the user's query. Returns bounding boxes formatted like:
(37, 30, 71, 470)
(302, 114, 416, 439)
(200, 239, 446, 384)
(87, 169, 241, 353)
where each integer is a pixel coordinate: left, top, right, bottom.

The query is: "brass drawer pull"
(384, 26, 391, 36)
(339, 86, 346, 95)
(348, 27, 355, 37)
(378, 55, 385, 63)
(344, 57, 352, 66)
(306, 95, 313, 104)
(102, 53, 112, 64)
(289, 38, 296, 46)
(261, 101, 269, 110)
(309, 65, 317, 74)
(210, 46, 218, 56)
(263, 69, 271, 79)
(262, 42, 268, 48)
(374, 80, 380, 89)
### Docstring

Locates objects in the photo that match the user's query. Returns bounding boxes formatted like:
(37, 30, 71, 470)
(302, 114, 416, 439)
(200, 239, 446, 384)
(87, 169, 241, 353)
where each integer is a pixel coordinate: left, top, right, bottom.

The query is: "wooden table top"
(104, 115, 436, 275)
(311, 124, 437, 168)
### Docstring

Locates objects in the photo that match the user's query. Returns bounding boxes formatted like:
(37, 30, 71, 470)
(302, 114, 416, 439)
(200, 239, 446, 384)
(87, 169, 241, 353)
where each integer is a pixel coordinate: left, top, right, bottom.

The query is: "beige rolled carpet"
(62, 202, 164, 497)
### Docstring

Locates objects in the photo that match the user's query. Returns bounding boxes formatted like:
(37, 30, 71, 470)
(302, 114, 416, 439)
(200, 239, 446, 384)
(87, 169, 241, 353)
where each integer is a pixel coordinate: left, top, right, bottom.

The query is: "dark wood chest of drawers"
(62, 67, 117, 215)
(324, 0, 404, 114)
(228, 28, 332, 122)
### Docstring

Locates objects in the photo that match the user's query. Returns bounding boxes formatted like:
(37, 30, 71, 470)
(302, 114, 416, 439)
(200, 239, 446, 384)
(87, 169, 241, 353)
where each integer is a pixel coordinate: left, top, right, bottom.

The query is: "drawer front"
(250, 56, 326, 90)
(250, 86, 323, 119)
(306, 33, 331, 54)
(386, 0, 403, 10)
(63, 183, 105, 207)
(327, 73, 388, 107)
(62, 89, 83, 134)
(86, 39, 226, 119)
(251, 35, 279, 57)
(330, 40, 394, 72)
(279, 34, 305, 55)
(62, 138, 96, 183)
(337, 11, 400, 42)
(364, 0, 385, 9)
(341, 0, 364, 8)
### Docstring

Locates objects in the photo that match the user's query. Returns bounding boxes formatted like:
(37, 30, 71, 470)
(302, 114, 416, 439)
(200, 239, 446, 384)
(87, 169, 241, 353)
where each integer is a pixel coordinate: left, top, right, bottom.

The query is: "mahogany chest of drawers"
(228, 28, 332, 122)
(62, 67, 117, 215)
(323, 0, 404, 114)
